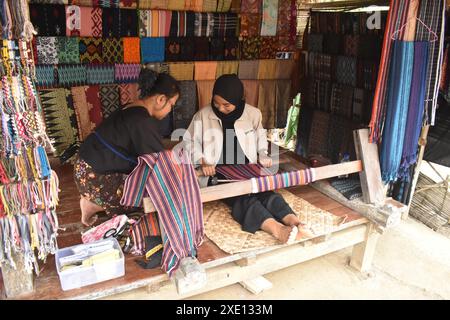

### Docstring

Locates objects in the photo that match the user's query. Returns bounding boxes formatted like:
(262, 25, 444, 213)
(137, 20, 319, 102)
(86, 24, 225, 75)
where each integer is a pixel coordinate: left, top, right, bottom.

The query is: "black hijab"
(211, 74, 245, 125)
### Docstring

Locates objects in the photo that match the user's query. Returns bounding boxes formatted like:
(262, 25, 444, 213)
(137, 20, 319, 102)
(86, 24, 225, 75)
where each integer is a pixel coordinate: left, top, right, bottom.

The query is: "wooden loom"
(1, 129, 407, 299)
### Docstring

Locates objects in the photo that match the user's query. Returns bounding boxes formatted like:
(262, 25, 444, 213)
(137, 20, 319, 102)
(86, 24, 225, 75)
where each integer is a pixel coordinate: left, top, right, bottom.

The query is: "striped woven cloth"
(254, 169, 316, 193)
(216, 164, 273, 180)
(121, 149, 204, 275)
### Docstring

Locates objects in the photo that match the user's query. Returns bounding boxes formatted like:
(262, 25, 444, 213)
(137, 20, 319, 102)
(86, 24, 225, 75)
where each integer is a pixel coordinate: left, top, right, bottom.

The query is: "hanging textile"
(165, 37, 190, 62)
(120, 7, 139, 37)
(194, 13, 214, 37)
(217, 0, 232, 12)
(239, 13, 261, 37)
(120, 149, 204, 275)
(168, 0, 185, 10)
(241, 36, 261, 60)
(213, 13, 238, 37)
(169, 11, 187, 37)
(119, 83, 139, 105)
(102, 7, 121, 37)
(79, 37, 104, 63)
(379, 41, 414, 183)
(277, 0, 295, 42)
(259, 37, 278, 59)
(29, 4, 66, 36)
(257, 80, 276, 128)
(141, 37, 165, 63)
(36, 37, 59, 64)
(114, 63, 141, 83)
(257, 59, 277, 80)
(86, 64, 115, 84)
(99, 84, 121, 119)
(215, 61, 239, 78)
(210, 38, 225, 60)
(242, 80, 259, 107)
(336, 56, 357, 87)
(241, 0, 260, 13)
(260, 0, 278, 36)
(295, 105, 314, 157)
(238, 60, 259, 79)
(308, 111, 330, 157)
(275, 80, 291, 128)
(57, 64, 87, 87)
(57, 37, 80, 64)
(169, 62, 195, 81)
(193, 37, 211, 61)
(85, 85, 104, 127)
(224, 37, 239, 60)
(326, 115, 352, 163)
(138, 0, 152, 8)
(352, 88, 365, 122)
(35, 65, 56, 88)
(196, 80, 215, 108)
(100, 0, 120, 7)
(150, 0, 169, 9)
(275, 59, 294, 80)
(173, 81, 197, 129)
(120, 0, 137, 8)
(123, 37, 141, 64)
(307, 34, 323, 53)
(138, 9, 171, 37)
(71, 86, 96, 140)
(65, 5, 103, 37)
(102, 38, 124, 63)
(143, 62, 170, 74)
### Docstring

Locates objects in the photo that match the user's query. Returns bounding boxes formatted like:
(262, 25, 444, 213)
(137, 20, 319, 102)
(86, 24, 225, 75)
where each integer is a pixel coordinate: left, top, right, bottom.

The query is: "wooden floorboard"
(2, 158, 365, 300)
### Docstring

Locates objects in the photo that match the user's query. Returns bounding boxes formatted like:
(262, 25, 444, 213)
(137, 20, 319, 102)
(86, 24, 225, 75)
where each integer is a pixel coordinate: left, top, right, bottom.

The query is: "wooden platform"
(0, 157, 373, 300)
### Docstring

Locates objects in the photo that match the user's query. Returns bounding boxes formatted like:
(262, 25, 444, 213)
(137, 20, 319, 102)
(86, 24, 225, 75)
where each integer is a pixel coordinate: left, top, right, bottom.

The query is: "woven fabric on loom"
(168, 62, 194, 81)
(216, 164, 273, 180)
(260, 0, 278, 36)
(29, 4, 66, 36)
(120, 150, 204, 275)
(194, 62, 218, 80)
(239, 13, 261, 37)
(194, 13, 214, 37)
(57, 37, 80, 64)
(242, 80, 259, 107)
(102, 38, 124, 63)
(257, 59, 277, 80)
(308, 111, 330, 156)
(36, 37, 59, 64)
(66, 6, 103, 37)
(141, 37, 166, 63)
(119, 83, 140, 105)
(196, 80, 215, 108)
(215, 61, 239, 78)
(57, 65, 87, 87)
(330, 179, 362, 200)
(71, 86, 96, 140)
(35, 65, 56, 88)
(238, 60, 259, 79)
(204, 189, 338, 254)
(39, 88, 79, 156)
(122, 37, 141, 64)
(102, 7, 121, 37)
(259, 37, 278, 59)
(86, 65, 115, 85)
(114, 63, 141, 83)
(79, 37, 103, 63)
(255, 169, 316, 192)
(210, 38, 225, 60)
(99, 84, 121, 118)
(173, 81, 197, 129)
(258, 80, 276, 128)
(275, 80, 291, 128)
(130, 212, 161, 255)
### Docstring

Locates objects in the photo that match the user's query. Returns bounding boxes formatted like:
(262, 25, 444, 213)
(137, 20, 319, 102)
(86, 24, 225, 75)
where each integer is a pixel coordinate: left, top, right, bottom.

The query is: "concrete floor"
(190, 217, 450, 300)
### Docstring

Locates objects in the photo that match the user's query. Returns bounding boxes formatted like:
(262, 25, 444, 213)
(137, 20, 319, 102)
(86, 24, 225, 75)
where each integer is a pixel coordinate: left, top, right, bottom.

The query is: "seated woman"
(183, 74, 313, 244)
(74, 70, 180, 226)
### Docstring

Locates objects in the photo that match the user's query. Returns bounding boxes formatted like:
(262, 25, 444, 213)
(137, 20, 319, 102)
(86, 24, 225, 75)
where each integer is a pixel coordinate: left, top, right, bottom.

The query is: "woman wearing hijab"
(184, 74, 313, 244)
(74, 70, 180, 226)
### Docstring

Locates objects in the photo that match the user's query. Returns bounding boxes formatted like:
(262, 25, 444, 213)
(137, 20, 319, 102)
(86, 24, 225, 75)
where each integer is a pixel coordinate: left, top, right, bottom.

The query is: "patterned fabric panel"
(102, 38, 124, 63)
(65, 5, 103, 37)
(99, 84, 121, 118)
(79, 37, 104, 63)
(114, 64, 142, 83)
(36, 37, 59, 64)
(57, 37, 80, 64)
(58, 64, 87, 86)
(86, 64, 115, 84)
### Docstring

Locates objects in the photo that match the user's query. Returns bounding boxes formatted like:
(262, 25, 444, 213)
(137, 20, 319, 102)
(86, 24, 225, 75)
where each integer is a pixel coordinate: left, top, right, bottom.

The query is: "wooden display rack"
(0, 129, 406, 299)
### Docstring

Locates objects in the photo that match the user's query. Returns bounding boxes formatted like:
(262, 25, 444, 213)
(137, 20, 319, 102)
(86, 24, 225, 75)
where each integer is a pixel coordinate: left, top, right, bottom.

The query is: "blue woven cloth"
(380, 41, 414, 183)
(57, 65, 87, 87)
(86, 65, 115, 85)
(35, 65, 56, 88)
(141, 38, 165, 63)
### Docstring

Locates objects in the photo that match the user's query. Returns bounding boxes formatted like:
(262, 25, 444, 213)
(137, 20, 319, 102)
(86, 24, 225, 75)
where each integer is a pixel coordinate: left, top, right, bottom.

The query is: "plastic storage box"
(55, 238, 125, 291)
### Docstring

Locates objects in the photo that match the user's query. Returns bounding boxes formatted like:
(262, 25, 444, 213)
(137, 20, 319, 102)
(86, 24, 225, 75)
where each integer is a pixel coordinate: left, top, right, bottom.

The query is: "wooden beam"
(350, 223, 380, 273)
(143, 160, 363, 213)
(353, 129, 385, 205)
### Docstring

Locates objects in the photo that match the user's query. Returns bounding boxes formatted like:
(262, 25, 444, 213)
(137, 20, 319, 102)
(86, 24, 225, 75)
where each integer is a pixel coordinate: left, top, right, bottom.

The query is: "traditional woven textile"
(120, 7, 139, 36)
(173, 81, 197, 129)
(217, 0, 232, 12)
(130, 212, 161, 256)
(194, 61, 218, 80)
(216, 164, 272, 180)
(29, 3, 66, 36)
(71, 86, 96, 140)
(259, 37, 278, 59)
(120, 0, 137, 8)
(296, 105, 314, 157)
(275, 59, 294, 80)
(193, 37, 211, 61)
(169, 62, 195, 81)
(57, 37, 80, 64)
(399, 42, 430, 179)
(224, 37, 240, 60)
(361, 60, 378, 91)
(242, 80, 259, 106)
(165, 37, 194, 61)
(352, 88, 365, 122)
(169, 11, 191, 37)
(327, 114, 351, 163)
(204, 189, 337, 254)
(138, 0, 152, 8)
(185, 0, 203, 12)
(100, 0, 120, 7)
(138, 10, 152, 37)
(257, 80, 276, 128)
(39, 88, 79, 156)
(344, 35, 360, 57)
(122, 37, 141, 64)
(99, 84, 121, 118)
(202, 0, 217, 11)
(102, 38, 124, 63)
(241, 36, 261, 60)
(141, 37, 165, 63)
(138, 10, 172, 37)
(194, 13, 214, 37)
(257, 59, 277, 80)
(308, 110, 330, 156)
(212, 13, 238, 37)
(85, 85, 104, 127)
(239, 13, 261, 37)
(238, 60, 259, 79)
(120, 149, 204, 275)
(336, 56, 357, 87)
(275, 80, 291, 128)
(330, 179, 363, 201)
(308, 34, 323, 53)
(196, 80, 215, 108)
(149, 0, 169, 9)
(69, 0, 94, 5)
(66, 5, 103, 37)
(317, 80, 331, 112)
(323, 34, 342, 56)
(260, 0, 278, 36)
(119, 83, 139, 105)
(167, 0, 185, 10)
(379, 41, 414, 182)
(215, 61, 239, 78)
(331, 84, 353, 119)
(241, 0, 260, 13)
(86, 64, 115, 84)
(35, 65, 56, 88)
(143, 62, 169, 73)
(114, 63, 141, 83)
(255, 169, 316, 193)
(79, 37, 103, 63)
(36, 37, 59, 64)
(57, 64, 87, 87)
(102, 7, 121, 37)
(277, 0, 295, 42)
(210, 38, 225, 60)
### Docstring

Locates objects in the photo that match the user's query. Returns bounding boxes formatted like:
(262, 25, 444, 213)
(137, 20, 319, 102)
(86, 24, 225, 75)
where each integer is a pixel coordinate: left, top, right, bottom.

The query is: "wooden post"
(349, 223, 380, 273)
(403, 125, 430, 220)
(1, 251, 34, 298)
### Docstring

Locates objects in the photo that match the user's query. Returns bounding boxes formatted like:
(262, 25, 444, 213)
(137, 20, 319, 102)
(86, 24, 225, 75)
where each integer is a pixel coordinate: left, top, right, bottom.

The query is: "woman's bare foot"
(261, 218, 298, 244)
(296, 224, 315, 240)
(80, 197, 103, 226)
(281, 213, 302, 227)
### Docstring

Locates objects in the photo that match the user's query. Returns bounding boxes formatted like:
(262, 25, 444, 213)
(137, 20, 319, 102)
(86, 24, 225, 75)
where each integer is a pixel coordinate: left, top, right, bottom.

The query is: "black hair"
(138, 69, 180, 99)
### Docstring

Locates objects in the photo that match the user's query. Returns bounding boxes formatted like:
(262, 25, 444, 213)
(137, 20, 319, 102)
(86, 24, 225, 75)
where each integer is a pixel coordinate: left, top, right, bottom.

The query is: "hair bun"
(138, 69, 158, 95)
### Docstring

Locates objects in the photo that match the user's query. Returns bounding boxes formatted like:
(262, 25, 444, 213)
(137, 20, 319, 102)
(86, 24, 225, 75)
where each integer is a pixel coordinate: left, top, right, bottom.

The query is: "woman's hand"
(258, 155, 273, 168)
(200, 159, 216, 176)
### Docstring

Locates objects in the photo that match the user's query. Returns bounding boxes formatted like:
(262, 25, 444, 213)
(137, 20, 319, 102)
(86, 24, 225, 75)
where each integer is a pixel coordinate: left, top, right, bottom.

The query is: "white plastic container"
(55, 238, 125, 291)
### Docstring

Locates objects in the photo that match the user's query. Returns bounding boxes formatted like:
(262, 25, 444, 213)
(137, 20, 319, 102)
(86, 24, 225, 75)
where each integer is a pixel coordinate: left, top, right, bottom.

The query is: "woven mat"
(204, 189, 344, 254)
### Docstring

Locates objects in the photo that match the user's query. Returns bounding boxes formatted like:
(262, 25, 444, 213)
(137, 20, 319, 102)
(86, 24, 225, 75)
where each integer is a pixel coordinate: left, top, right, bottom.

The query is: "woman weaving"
(184, 74, 313, 244)
(74, 70, 180, 226)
